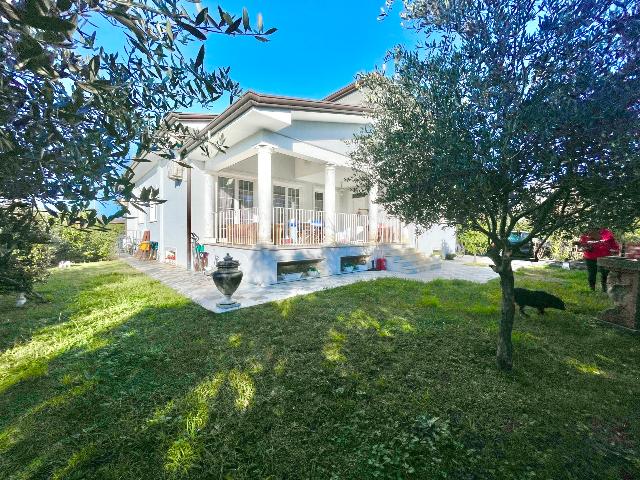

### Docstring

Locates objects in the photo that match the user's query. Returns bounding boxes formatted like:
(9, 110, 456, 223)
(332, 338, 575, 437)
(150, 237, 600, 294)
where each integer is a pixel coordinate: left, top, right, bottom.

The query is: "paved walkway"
(122, 256, 535, 313)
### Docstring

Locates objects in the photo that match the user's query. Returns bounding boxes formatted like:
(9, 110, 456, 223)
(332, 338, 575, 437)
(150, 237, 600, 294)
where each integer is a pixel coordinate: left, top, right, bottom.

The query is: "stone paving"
(122, 255, 538, 313)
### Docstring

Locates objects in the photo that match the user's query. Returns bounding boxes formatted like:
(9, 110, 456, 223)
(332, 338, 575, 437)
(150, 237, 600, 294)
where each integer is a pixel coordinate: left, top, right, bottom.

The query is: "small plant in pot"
(342, 262, 354, 273)
(307, 266, 320, 278)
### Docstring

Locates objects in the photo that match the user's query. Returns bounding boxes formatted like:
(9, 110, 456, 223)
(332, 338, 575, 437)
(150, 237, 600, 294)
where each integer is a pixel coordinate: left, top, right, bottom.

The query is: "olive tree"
(352, 0, 640, 370)
(0, 0, 275, 293)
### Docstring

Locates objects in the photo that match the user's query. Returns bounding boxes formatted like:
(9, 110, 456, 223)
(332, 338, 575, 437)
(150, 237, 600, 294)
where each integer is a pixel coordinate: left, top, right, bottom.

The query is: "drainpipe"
(186, 165, 192, 271)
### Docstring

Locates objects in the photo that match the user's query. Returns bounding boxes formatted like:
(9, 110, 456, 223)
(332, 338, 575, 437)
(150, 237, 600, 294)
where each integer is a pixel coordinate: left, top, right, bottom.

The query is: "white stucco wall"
(414, 225, 457, 257)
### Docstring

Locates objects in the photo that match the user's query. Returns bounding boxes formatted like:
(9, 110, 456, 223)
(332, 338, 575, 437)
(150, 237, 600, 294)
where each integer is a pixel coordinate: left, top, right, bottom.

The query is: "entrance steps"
(377, 244, 442, 274)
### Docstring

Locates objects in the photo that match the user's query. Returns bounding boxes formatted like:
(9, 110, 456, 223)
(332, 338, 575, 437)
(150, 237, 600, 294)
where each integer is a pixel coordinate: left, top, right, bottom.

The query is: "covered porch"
(196, 144, 405, 249)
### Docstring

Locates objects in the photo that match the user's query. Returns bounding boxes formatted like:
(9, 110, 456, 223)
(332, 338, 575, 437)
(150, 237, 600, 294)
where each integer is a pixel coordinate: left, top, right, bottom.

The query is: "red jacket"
(579, 229, 620, 260)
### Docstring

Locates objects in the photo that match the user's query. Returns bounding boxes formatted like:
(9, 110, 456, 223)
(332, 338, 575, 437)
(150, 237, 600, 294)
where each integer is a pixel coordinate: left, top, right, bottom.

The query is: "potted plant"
(342, 262, 354, 273)
(307, 266, 320, 278)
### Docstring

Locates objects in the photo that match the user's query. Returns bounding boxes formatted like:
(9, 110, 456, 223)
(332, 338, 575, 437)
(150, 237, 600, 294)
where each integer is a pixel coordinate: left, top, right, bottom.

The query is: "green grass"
(1, 261, 638, 479)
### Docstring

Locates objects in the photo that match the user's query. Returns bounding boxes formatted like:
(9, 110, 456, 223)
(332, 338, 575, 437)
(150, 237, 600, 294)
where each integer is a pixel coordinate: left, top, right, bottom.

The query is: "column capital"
(256, 143, 277, 152)
(324, 162, 337, 170)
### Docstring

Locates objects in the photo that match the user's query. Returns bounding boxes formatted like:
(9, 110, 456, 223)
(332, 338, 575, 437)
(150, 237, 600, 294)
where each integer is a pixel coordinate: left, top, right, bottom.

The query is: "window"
(314, 191, 324, 212)
(218, 176, 235, 211)
(287, 188, 300, 209)
(149, 204, 158, 222)
(238, 180, 254, 209)
(273, 185, 286, 209)
(138, 208, 145, 224)
(273, 185, 301, 209)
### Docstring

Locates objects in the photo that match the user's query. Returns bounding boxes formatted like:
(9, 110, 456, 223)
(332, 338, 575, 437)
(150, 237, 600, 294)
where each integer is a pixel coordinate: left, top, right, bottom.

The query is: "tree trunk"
(496, 259, 515, 371)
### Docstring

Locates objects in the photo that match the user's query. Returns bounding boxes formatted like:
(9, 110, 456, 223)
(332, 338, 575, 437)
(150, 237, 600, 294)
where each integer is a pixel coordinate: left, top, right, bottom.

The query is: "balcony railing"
(273, 207, 325, 246)
(216, 207, 258, 245)
(335, 213, 369, 244)
(211, 208, 400, 246)
(376, 214, 402, 244)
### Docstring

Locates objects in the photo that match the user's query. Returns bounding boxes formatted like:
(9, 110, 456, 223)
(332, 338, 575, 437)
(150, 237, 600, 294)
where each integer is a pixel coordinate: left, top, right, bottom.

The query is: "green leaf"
(264, 27, 277, 35)
(225, 17, 242, 34)
(195, 7, 207, 26)
(242, 7, 250, 31)
(176, 20, 207, 40)
(165, 20, 173, 43)
(194, 45, 205, 70)
(88, 55, 100, 81)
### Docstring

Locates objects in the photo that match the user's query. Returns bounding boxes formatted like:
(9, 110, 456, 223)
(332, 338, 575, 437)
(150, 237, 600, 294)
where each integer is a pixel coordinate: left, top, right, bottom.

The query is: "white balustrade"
(335, 213, 369, 244)
(272, 208, 325, 246)
(212, 207, 402, 246)
(216, 207, 259, 245)
(376, 213, 402, 243)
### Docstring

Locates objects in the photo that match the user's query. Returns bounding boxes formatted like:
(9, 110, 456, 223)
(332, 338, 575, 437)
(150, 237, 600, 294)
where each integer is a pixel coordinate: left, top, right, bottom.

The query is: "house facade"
(126, 83, 456, 284)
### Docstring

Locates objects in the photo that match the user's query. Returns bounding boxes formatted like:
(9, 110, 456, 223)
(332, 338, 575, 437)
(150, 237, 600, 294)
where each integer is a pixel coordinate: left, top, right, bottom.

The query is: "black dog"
(513, 288, 565, 316)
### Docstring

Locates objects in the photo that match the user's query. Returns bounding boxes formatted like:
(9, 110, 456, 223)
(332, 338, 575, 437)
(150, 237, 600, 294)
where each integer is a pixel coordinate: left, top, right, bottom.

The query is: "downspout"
(186, 165, 192, 271)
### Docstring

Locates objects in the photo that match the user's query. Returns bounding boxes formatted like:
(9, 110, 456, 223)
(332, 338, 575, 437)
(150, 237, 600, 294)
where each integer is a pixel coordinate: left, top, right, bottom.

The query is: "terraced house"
(126, 83, 456, 285)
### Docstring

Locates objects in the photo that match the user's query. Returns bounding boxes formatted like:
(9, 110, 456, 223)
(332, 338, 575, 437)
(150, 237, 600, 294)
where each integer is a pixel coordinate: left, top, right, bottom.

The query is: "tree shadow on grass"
(0, 275, 638, 479)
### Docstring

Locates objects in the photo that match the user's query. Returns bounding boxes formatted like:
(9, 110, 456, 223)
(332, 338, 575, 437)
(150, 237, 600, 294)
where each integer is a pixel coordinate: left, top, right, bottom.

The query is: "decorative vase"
(211, 253, 243, 310)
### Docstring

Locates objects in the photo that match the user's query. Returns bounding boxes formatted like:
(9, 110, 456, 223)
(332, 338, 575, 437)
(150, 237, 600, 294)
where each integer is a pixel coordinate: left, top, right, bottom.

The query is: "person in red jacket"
(574, 228, 620, 291)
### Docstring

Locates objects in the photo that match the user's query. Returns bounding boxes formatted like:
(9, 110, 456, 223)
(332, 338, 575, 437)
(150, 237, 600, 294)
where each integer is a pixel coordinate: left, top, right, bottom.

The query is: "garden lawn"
(1, 261, 638, 479)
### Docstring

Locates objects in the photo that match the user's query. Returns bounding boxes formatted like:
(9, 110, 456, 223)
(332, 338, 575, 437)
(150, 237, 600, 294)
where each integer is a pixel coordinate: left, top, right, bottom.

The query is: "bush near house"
(51, 223, 124, 264)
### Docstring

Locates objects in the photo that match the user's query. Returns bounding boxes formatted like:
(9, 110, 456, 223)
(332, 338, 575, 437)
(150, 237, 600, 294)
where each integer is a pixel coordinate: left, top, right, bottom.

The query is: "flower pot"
(211, 254, 243, 310)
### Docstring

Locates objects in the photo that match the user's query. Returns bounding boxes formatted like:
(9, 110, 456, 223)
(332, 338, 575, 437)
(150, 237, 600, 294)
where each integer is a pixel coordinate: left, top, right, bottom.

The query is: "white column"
(324, 163, 336, 244)
(368, 184, 378, 244)
(257, 144, 274, 245)
(203, 173, 214, 241)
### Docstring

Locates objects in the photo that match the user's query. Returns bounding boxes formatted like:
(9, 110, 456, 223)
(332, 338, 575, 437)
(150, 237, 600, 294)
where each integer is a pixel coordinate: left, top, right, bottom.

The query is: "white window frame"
(216, 174, 255, 212)
(138, 208, 145, 224)
(313, 187, 324, 212)
(273, 183, 303, 210)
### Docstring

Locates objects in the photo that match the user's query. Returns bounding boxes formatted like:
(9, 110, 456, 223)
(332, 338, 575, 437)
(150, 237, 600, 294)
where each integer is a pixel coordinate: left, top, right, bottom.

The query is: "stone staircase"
(377, 244, 442, 274)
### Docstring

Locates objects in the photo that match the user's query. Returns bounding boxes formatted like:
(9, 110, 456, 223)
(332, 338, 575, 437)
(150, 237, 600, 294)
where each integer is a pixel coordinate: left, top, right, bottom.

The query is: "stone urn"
(211, 253, 243, 310)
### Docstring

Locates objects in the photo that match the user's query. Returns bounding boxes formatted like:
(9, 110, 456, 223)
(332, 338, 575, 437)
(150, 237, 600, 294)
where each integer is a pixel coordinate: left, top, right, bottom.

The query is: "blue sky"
(182, 0, 417, 111)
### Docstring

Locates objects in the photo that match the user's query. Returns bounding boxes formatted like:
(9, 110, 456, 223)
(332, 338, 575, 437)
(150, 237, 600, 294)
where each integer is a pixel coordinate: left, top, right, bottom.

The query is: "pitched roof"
(182, 89, 369, 154)
(323, 82, 358, 102)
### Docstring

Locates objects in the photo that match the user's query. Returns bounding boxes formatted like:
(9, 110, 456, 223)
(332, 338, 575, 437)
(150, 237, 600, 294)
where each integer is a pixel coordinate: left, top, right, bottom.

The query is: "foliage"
(542, 231, 581, 261)
(0, 262, 638, 478)
(458, 229, 487, 258)
(352, 0, 640, 369)
(0, 0, 274, 292)
(52, 223, 124, 263)
(0, 209, 55, 294)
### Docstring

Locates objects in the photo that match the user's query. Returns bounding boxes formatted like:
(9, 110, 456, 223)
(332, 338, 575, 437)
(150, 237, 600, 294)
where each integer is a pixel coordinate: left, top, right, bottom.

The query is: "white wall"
(414, 225, 457, 257)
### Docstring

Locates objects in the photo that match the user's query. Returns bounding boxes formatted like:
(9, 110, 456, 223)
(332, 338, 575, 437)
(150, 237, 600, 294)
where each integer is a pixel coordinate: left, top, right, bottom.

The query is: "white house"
(126, 83, 456, 285)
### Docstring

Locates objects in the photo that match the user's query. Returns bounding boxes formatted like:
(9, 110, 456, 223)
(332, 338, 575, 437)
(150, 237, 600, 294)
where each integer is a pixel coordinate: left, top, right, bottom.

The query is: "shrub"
(458, 230, 487, 258)
(52, 223, 124, 263)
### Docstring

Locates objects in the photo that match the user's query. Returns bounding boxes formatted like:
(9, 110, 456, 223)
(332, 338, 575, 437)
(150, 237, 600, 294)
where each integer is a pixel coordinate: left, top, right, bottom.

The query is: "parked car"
(508, 231, 537, 261)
